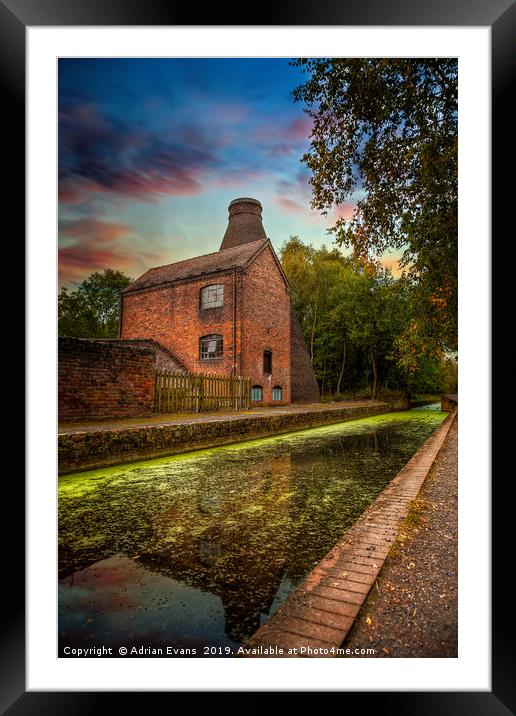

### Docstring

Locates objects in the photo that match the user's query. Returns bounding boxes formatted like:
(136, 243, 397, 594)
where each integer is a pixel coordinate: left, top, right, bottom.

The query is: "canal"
(58, 409, 446, 656)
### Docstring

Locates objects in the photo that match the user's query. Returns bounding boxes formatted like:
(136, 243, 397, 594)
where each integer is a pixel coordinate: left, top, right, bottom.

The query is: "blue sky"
(58, 58, 360, 287)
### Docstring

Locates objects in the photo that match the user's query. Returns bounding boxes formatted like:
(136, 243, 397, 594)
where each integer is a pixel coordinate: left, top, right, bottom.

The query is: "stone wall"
(58, 402, 390, 474)
(58, 336, 155, 420)
(441, 394, 458, 411)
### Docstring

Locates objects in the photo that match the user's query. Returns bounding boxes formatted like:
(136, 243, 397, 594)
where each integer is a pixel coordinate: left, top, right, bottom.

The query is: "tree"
(343, 269, 410, 399)
(58, 269, 132, 338)
(281, 237, 412, 399)
(292, 58, 458, 353)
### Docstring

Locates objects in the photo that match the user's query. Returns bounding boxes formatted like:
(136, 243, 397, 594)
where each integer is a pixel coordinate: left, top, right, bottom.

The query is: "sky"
(58, 58, 365, 288)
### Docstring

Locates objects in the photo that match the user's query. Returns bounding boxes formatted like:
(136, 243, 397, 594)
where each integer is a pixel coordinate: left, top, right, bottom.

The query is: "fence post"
(155, 369, 252, 414)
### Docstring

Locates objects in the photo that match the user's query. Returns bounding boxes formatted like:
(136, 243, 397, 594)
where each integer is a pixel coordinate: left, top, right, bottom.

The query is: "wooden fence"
(154, 370, 252, 413)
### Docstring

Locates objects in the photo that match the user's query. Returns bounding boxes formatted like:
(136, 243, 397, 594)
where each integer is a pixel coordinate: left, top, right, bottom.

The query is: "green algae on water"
(58, 409, 446, 650)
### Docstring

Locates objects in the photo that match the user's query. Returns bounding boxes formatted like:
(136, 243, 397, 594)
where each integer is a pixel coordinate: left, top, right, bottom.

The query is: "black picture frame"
(8, 0, 511, 709)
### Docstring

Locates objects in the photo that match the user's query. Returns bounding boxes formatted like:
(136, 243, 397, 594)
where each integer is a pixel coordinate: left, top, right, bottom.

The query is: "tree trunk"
(321, 354, 327, 396)
(336, 335, 346, 396)
(310, 303, 317, 364)
(370, 349, 378, 400)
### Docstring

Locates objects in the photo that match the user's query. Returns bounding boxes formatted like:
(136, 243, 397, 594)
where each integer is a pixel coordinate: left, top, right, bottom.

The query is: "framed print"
(7, 0, 511, 708)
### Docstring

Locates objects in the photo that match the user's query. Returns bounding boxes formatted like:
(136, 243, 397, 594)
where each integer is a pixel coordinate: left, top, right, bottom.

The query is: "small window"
(251, 385, 263, 402)
(272, 386, 282, 401)
(263, 350, 272, 375)
(200, 334, 223, 360)
(200, 284, 224, 309)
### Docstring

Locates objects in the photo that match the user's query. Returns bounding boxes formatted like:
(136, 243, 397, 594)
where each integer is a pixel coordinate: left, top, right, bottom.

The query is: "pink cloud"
(59, 102, 217, 205)
(211, 102, 248, 123)
(284, 117, 313, 141)
(59, 166, 203, 206)
(380, 254, 403, 277)
(59, 244, 134, 284)
(58, 216, 169, 286)
(331, 202, 357, 222)
(60, 219, 133, 242)
(275, 196, 323, 224)
(276, 196, 306, 214)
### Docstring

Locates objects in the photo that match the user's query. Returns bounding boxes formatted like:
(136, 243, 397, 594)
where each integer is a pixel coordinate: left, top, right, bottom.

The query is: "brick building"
(120, 198, 319, 405)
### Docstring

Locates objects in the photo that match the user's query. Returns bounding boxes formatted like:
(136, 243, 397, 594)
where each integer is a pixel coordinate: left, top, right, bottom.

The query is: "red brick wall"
(120, 244, 318, 406)
(97, 338, 186, 372)
(58, 336, 155, 420)
(121, 271, 241, 376)
(241, 246, 291, 404)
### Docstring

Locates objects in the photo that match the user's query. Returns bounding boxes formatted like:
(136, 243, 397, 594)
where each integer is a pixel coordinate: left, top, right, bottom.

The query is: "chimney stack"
(219, 197, 267, 251)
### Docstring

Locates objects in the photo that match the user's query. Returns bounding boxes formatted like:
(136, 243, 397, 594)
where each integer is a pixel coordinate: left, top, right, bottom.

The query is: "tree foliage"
(292, 58, 458, 352)
(58, 269, 131, 338)
(281, 236, 455, 398)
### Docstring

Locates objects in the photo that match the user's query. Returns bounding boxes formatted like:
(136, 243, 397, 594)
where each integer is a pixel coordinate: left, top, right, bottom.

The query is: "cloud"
(330, 202, 357, 222)
(58, 243, 134, 284)
(276, 196, 306, 214)
(284, 117, 313, 141)
(60, 218, 133, 242)
(58, 216, 167, 286)
(380, 253, 403, 277)
(211, 102, 248, 123)
(59, 103, 222, 205)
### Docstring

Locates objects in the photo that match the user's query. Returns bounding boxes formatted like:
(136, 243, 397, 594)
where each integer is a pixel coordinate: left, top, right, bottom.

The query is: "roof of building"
(123, 238, 269, 293)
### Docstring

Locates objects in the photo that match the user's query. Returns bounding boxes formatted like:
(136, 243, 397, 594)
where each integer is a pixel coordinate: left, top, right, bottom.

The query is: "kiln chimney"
(220, 197, 267, 251)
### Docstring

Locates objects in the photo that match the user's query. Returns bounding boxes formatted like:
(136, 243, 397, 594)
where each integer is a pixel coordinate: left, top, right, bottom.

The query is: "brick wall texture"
(121, 243, 313, 405)
(121, 271, 239, 376)
(96, 338, 186, 372)
(240, 246, 291, 404)
(58, 336, 155, 420)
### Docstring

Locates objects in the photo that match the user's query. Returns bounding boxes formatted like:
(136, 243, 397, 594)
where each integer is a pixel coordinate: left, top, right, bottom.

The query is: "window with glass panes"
(200, 284, 224, 309)
(251, 385, 263, 401)
(200, 334, 223, 359)
(272, 386, 282, 401)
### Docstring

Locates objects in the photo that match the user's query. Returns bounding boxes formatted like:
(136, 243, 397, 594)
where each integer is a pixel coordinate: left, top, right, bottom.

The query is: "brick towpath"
(58, 400, 387, 434)
(239, 409, 457, 658)
(342, 414, 458, 657)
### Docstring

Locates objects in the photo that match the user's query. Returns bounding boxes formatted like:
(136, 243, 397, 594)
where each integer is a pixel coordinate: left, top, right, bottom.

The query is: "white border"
(27, 26, 490, 691)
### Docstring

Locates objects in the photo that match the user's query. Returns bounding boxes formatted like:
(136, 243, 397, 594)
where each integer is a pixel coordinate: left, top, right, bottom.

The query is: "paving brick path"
(240, 409, 457, 658)
(58, 400, 386, 434)
(342, 415, 458, 657)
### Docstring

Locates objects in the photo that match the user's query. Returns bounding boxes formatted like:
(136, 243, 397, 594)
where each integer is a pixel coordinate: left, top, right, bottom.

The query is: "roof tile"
(123, 238, 268, 293)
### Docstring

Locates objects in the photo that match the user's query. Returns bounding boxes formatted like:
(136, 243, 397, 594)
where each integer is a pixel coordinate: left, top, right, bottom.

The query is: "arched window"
(263, 350, 272, 375)
(272, 386, 282, 401)
(251, 385, 263, 401)
(200, 284, 224, 309)
(200, 334, 223, 360)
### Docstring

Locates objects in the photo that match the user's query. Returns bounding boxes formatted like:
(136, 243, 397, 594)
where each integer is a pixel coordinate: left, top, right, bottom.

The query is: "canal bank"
(240, 408, 457, 657)
(341, 414, 458, 657)
(58, 400, 390, 474)
(58, 408, 447, 654)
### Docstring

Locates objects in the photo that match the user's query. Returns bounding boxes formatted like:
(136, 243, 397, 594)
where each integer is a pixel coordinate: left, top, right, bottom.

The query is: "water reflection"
(59, 410, 446, 654)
